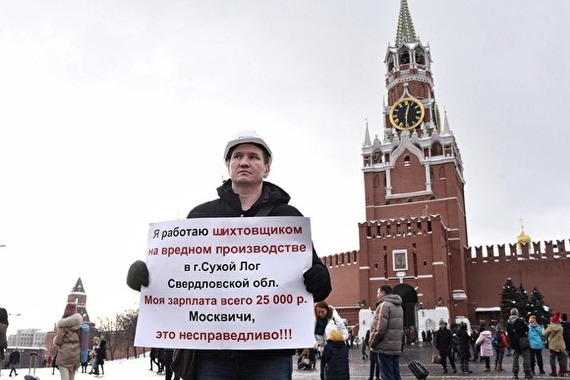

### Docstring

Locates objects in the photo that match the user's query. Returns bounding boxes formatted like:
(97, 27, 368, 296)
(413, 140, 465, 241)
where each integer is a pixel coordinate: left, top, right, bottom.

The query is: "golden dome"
(517, 228, 531, 245)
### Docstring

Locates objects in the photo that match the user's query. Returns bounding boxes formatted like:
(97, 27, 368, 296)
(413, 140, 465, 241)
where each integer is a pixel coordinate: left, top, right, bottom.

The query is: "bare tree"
(97, 308, 140, 360)
(97, 314, 121, 361)
(117, 309, 139, 358)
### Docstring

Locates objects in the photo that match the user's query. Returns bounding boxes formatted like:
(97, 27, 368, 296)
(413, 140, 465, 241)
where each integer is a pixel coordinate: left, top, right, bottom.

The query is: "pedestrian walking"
(7, 349, 20, 377)
(475, 324, 493, 372)
(53, 302, 83, 380)
(435, 321, 457, 374)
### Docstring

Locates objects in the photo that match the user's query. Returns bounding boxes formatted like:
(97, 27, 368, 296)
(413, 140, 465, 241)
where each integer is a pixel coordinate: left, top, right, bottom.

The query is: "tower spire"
(395, 0, 418, 46)
(363, 118, 372, 147)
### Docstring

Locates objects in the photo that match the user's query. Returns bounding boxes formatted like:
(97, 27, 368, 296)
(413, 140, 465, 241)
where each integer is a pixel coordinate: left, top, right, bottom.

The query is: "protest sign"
(135, 216, 315, 350)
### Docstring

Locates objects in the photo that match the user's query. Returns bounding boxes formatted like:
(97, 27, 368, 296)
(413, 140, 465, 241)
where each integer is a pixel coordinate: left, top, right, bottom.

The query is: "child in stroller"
(297, 348, 317, 370)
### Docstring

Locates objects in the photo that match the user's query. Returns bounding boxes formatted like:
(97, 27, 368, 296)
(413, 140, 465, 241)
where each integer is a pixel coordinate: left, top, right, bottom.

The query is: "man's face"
(228, 143, 270, 186)
(376, 288, 385, 300)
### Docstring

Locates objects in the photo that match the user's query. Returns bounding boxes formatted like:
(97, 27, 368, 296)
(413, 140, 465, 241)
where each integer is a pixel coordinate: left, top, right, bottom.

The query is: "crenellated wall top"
(464, 239, 569, 263)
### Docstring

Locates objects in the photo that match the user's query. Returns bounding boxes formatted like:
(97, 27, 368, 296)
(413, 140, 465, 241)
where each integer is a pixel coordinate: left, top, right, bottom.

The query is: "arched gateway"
(393, 283, 417, 330)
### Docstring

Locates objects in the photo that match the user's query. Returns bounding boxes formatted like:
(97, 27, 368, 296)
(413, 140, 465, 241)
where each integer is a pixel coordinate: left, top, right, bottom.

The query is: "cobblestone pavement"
(0, 344, 556, 380)
(293, 343, 555, 379)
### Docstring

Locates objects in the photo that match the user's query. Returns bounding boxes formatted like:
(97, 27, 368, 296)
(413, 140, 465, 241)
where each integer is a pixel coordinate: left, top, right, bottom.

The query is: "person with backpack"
(527, 315, 545, 375)
(492, 325, 509, 371)
(506, 307, 532, 380)
(53, 302, 83, 380)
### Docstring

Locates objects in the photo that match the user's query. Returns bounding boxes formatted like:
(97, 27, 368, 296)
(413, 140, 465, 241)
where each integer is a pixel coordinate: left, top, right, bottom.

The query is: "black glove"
(126, 260, 149, 291)
(303, 264, 331, 302)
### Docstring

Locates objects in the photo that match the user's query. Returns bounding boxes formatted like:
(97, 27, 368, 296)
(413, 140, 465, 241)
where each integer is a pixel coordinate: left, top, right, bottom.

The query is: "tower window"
(399, 50, 410, 64)
(439, 167, 446, 179)
(415, 49, 425, 65)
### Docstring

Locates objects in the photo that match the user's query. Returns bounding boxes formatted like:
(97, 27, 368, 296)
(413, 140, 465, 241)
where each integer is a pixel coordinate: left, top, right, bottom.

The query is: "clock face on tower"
(389, 97, 425, 130)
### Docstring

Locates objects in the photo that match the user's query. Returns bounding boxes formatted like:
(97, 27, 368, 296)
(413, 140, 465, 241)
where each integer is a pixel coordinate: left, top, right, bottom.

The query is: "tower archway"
(393, 283, 418, 330)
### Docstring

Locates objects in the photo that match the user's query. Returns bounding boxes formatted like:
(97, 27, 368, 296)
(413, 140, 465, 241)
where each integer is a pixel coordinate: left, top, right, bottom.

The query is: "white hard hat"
(224, 130, 272, 164)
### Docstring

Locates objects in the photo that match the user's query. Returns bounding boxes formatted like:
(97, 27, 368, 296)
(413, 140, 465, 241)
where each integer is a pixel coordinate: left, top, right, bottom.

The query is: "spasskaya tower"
(357, 0, 470, 328)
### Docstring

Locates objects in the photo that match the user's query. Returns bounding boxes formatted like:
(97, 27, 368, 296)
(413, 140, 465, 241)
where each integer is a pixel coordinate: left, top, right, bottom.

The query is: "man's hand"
(126, 260, 149, 291)
(303, 265, 332, 302)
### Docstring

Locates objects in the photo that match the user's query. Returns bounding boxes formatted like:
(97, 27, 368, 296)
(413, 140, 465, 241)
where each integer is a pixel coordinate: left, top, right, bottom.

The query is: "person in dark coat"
(435, 321, 457, 374)
(561, 313, 570, 358)
(364, 329, 379, 380)
(8, 349, 20, 376)
(161, 349, 180, 380)
(0, 308, 8, 360)
(321, 326, 349, 380)
(456, 322, 473, 373)
(362, 330, 369, 360)
(96, 339, 107, 375)
(126, 130, 332, 380)
(149, 347, 159, 372)
(470, 327, 479, 361)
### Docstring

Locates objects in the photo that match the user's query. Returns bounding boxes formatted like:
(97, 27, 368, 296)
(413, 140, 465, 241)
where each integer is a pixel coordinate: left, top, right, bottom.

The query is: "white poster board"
(134, 216, 315, 350)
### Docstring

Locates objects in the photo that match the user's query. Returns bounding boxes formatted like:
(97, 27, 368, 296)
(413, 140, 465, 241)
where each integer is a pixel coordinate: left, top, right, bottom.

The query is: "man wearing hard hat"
(128, 130, 332, 380)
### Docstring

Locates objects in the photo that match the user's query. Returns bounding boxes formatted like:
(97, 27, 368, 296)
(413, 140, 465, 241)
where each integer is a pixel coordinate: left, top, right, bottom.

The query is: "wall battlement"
(464, 239, 569, 263)
(321, 238, 570, 268)
(321, 250, 358, 267)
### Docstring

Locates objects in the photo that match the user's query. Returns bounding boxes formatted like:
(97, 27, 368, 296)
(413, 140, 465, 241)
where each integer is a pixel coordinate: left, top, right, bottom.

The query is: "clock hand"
(404, 104, 410, 128)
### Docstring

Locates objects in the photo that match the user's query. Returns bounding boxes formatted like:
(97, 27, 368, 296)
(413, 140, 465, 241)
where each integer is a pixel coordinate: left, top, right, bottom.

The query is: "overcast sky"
(1, 1, 568, 333)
